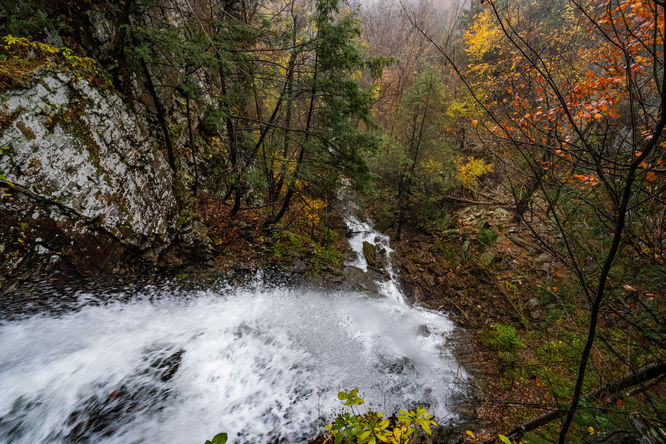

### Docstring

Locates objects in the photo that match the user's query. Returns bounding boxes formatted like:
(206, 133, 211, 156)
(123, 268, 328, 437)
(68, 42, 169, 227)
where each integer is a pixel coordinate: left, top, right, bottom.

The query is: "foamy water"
(0, 216, 466, 443)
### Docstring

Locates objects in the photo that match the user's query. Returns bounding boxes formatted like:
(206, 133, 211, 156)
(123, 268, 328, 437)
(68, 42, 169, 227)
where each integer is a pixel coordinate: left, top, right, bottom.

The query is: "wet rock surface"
(362, 240, 380, 269)
(343, 265, 380, 294)
(64, 348, 183, 442)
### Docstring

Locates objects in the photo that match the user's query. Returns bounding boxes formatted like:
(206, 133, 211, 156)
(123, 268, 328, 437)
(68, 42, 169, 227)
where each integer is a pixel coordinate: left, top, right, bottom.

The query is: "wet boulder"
(343, 265, 380, 294)
(362, 241, 383, 270)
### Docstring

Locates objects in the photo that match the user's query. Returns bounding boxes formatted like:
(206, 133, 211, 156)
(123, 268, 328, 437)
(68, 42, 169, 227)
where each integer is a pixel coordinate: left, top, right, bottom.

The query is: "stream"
(0, 216, 468, 443)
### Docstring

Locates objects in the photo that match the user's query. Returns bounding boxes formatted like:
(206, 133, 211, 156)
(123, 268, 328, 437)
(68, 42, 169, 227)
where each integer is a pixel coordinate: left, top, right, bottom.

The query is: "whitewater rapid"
(0, 216, 467, 443)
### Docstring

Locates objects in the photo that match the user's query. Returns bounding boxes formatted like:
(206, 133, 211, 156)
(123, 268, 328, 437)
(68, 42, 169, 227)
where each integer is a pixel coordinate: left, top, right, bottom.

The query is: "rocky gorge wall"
(0, 69, 177, 286)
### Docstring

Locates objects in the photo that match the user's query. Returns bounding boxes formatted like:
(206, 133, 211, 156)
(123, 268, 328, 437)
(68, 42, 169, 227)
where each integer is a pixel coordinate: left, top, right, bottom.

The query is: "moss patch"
(1, 36, 112, 89)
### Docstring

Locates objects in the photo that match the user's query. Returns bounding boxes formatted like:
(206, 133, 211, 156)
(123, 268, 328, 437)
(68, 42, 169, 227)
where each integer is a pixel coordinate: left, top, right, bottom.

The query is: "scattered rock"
(411, 285, 423, 301)
(535, 252, 553, 271)
(418, 324, 431, 337)
(362, 241, 382, 269)
(493, 208, 511, 218)
(293, 260, 306, 274)
(508, 235, 537, 253)
(401, 259, 418, 276)
(423, 273, 436, 287)
(176, 219, 213, 261)
(479, 249, 495, 266)
(343, 266, 379, 294)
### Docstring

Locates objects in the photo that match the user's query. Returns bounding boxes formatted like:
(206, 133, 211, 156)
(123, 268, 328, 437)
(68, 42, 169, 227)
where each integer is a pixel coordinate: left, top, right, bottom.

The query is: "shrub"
(324, 389, 437, 444)
(477, 227, 498, 246)
(456, 156, 493, 189)
(484, 323, 525, 352)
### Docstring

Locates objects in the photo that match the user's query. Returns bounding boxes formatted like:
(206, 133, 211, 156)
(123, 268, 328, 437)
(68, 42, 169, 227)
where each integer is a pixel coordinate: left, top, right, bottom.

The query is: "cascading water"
(0, 217, 467, 443)
(344, 215, 404, 302)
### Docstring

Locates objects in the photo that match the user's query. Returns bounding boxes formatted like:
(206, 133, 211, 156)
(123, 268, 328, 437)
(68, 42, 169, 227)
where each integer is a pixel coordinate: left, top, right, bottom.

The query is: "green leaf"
(595, 415, 609, 426)
(573, 414, 590, 426)
(417, 418, 432, 435)
(205, 433, 228, 444)
(498, 434, 512, 444)
(338, 391, 348, 400)
(212, 433, 228, 444)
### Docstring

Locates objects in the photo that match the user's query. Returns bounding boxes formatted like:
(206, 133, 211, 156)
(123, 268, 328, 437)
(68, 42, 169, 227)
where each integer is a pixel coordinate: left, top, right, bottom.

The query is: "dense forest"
(0, 0, 664, 443)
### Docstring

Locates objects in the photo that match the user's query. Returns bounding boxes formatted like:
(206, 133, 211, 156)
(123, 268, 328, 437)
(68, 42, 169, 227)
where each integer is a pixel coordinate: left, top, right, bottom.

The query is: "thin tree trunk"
(396, 98, 429, 240)
(186, 95, 198, 196)
(556, 127, 665, 444)
(265, 53, 318, 227)
(113, 0, 134, 98)
(271, 56, 295, 206)
(217, 65, 242, 215)
(139, 56, 176, 171)
(556, 3, 666, 437)
(502, 361, 666, 441)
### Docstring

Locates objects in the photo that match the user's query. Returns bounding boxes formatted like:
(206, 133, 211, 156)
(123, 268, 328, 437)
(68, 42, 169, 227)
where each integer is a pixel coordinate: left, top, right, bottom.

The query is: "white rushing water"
(344, 215, 404, 302)
(0, 218, 466, 443)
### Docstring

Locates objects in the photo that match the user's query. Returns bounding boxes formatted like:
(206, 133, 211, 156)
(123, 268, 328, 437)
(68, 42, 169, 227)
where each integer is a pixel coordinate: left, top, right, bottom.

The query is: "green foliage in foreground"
(324, 389, 437, 444)
(204, 432, 227, 444)
(204, 389, 437, 444)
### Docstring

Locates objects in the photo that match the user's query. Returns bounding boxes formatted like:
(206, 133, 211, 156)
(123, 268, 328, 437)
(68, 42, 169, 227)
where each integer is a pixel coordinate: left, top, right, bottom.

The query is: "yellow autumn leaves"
(456, 156, 493, 189)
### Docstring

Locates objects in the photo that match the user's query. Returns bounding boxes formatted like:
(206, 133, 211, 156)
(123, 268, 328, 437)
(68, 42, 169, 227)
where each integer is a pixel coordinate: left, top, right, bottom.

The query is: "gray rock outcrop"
(0, 71, 176, 280)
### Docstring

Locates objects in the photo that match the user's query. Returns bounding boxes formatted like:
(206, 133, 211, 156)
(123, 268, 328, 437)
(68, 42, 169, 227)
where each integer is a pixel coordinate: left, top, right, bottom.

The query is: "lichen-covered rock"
(0, 71, 176, 282)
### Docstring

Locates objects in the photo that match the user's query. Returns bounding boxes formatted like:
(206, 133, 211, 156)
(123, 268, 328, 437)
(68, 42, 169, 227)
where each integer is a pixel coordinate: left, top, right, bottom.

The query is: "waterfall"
(344, 214, 405, 302)
(0, 218, 467, 443)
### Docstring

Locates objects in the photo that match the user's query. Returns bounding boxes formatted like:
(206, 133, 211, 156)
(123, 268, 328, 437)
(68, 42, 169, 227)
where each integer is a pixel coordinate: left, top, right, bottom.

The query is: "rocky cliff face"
(0, 70, 177, 284)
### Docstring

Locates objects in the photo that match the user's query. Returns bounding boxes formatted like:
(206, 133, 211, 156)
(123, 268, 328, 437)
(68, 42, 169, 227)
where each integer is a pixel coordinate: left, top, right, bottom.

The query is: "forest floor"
(392, 205, 577, 441)
(189, 195, 351, 286)
(390, 204, 665, 443)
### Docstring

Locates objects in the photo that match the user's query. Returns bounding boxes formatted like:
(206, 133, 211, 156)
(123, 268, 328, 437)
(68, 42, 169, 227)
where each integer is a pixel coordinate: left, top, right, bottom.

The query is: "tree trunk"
(113, 0, 134, 98)
(186, 95, 198, 196)
(396, 97, 429, 240)
(264, 52, 318, 227)
(501, 361, 666, 441)
(139, 56, 176, 171)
